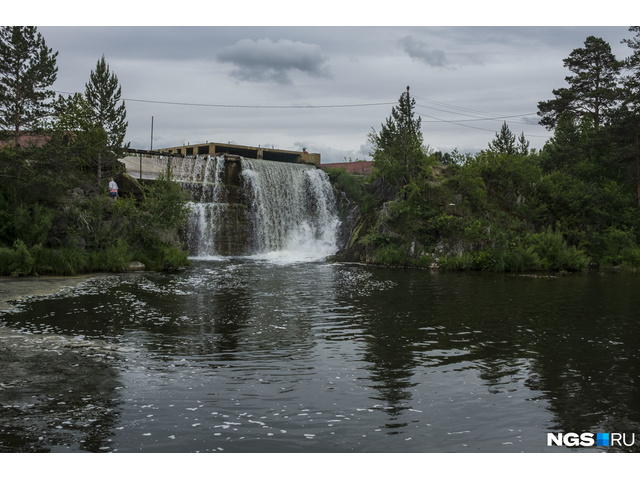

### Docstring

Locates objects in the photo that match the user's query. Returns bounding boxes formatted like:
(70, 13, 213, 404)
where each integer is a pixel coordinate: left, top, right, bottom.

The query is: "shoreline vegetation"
(324, 31, 640, 274)
(326, 159, 639, 273)
(2, 27, 640, 276)
(1, 27, 191, 277)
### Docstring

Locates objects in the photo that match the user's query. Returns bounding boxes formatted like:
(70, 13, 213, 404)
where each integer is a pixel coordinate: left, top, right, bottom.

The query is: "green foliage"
(0, 30, 190, 276)
(488, 121, 517, 155)
(591, 227, 640, 267)
(142, 170, 191, 234)
(84, 55, 129, 156)
(137, 244, 191, 272)
(324, 167, 364, 202)
(0, 167, 191, 275)
(369, 86, 428, 188)
(32, 246, 89, 276)
(0, 26, 58, 144)
(11, 204, 54, 247)
(538, 36, 622, 130)
(375, 244, 410, 265)
(0, 240, 36, 276)
(527, 227, 590, 271)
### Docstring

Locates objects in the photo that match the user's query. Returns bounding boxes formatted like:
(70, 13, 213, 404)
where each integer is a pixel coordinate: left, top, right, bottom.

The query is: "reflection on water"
(1, 260, 639, 452)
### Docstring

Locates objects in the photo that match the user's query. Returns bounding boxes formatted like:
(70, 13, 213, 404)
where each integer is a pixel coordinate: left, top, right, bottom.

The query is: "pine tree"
(84, 55, 129, 186)
(621, 26, 640, 205)
(542, 112, 582, 171)
(538, 36, 622, 130)
(517, 132, 530, 156)
(488, 121, 517, 155)
(0, 26, 58, 146)
(369, 86, 426, 188)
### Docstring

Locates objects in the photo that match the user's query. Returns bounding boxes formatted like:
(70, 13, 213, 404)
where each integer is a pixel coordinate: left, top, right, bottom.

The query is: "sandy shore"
(0, 275, 98, 311)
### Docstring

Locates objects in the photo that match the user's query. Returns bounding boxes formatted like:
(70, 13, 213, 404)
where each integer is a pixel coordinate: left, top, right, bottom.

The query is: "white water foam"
(181, 156, 226, 259)
(183, 156, 341, 263)
(241, 159, 341, 263)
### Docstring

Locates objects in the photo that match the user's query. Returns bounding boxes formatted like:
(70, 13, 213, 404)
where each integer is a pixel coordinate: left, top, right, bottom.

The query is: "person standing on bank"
(108, 177, 119, 199)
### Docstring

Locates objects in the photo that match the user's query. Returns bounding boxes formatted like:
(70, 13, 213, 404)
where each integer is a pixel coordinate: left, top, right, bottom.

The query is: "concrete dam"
(122, 152, 341, 259)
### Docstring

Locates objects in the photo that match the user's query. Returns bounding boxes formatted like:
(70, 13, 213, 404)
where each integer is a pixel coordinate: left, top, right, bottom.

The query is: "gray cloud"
(35, 26, 633, 157)
(400, 35, 449, 68)
(217, 38, 330, 84)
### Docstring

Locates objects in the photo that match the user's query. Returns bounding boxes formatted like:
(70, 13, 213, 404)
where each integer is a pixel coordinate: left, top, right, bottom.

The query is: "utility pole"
(150, 116, 154, 151)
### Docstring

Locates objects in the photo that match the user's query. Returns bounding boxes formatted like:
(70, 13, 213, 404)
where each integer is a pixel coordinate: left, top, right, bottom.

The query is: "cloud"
(400, 35, 448, 68)
(217, 38, 330, 84)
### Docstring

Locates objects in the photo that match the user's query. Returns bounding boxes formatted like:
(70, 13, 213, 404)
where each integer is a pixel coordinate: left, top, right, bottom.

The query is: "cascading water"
(241, 158, 341, 261)
(180, 156, 227, 258)
(181, 155, 341, 261)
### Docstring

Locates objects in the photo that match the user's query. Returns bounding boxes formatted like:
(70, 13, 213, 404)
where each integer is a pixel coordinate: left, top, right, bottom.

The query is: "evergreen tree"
(540, 112, 582, 172)
(538, 36, 622, 130)
(369, 86, 426, 188)
(622, 26, 640, 107)
(488, 121, 517, 155)
(83, 55, 129, 186)
(517, 131, 530, 156)
(0, 26, 58, 146)
(621, 26, 640, 205)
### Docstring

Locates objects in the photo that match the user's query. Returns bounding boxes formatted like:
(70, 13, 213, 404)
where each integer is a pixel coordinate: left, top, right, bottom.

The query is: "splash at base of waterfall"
(183, 156, 341, 263)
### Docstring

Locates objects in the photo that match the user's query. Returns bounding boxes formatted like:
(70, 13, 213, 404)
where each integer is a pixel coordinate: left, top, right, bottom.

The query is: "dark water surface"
(1, 260, 639, 453)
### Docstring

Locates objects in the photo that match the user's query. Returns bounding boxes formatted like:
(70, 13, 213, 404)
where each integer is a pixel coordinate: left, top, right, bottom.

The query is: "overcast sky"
(7, 6, 635, 163)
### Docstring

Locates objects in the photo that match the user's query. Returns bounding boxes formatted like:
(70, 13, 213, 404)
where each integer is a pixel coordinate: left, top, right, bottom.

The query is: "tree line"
(0, 26, 190, 275)
(332, 28, 640, 271)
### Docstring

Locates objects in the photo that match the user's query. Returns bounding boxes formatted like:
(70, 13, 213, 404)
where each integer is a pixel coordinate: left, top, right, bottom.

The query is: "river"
(1, 258, 639, 454)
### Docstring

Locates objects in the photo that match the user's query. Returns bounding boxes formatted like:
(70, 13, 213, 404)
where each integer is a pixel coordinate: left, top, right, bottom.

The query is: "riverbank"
(0, 275, 98, 311)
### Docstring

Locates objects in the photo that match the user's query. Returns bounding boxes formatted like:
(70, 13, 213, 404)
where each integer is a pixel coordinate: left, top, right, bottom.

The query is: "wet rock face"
(0, 328, 123, 452)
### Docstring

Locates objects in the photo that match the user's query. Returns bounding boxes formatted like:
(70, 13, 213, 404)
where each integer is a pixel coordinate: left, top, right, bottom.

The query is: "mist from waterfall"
(241, 158, 341, 262)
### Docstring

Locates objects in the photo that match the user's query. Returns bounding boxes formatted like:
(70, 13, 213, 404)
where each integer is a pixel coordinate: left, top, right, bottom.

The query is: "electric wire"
(53, 91, 396, 109)
(53, 89, 551, 138)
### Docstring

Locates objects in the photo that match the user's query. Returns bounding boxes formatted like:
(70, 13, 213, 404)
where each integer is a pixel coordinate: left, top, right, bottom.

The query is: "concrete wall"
(157, 142, 321, 167)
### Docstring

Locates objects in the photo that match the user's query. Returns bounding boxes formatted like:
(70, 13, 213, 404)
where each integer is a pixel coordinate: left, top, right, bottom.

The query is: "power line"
(415, 109, 551, 138)
(53, 89, 551, 138)
(414, 94, 504, 119)
(413, 94, 544, 128)
(418, 109, 538, 124)
(53, 91, 395, 109)
(416, 110, 499, 133)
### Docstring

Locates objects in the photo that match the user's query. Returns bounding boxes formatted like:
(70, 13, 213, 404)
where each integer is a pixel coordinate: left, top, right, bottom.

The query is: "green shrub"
(528, 227, 589, 271)
(375, 244, 409, 265)
(101, 238, 133, 272)
(438, 252, 475, 271)
(0, 240, 36, 276)
(620, 247, 640, 268)
(33, 246, 89, 276)
(493, 247, 542, 272)
(137, 244, 189, 272)
(591, 227, 639, 266)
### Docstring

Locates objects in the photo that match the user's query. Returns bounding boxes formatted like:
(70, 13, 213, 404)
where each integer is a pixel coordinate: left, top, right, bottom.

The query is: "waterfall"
(183, 156, 341, 262)
(241, 159, 341, 261)
(182, 156, 227, 259)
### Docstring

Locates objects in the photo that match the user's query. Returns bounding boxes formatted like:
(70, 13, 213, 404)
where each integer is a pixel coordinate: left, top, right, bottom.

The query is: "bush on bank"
(0, 146, 191, 277)
(328, 153, 640, 273)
